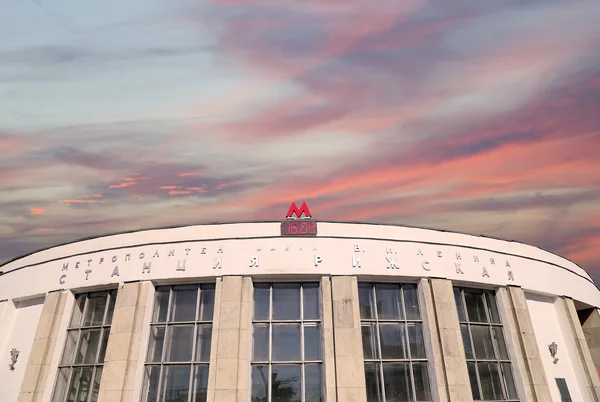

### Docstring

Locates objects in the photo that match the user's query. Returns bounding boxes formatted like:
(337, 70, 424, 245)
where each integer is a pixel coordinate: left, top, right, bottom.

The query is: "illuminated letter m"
(286, 202, 312, 219)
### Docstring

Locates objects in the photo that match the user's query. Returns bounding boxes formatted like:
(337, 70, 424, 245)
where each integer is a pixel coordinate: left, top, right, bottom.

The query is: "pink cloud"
(29, 207, 45, 215)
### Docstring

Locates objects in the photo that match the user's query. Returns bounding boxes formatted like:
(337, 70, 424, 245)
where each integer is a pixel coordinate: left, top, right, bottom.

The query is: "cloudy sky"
(1, 0, 599, 281)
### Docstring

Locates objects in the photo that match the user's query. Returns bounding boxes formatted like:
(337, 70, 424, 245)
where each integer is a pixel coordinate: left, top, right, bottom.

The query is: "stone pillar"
(208, 276, 251, 402)
(497, 286, 552, 401)
(580, 308, 600, 377)
(18, 290, 68, 402)
(427, 278, 473, 401)
(561, 297, 600, 401)
(330, 276, 366, 402)
(97, 281, 150, 402)
(321, 276, 337, 402)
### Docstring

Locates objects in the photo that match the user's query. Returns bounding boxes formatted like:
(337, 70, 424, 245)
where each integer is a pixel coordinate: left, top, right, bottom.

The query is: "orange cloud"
(169, 190, 192, 195)
(29, 207, 45, 215)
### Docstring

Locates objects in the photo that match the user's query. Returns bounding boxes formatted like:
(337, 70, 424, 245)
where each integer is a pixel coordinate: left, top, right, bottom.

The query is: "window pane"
(492, 327, 508, 360)
(303, 283, 319, 320)
(90, 367, 102, 402)
(362, 324, 379, 360)
(66, 367, 83, 402)
(304, 323, 321, 361)
(454, 288, 466, 322)
(407, 322, 426, 359)
(105, 290, 117, 325)
(478, 362, 503, 400)
(170, 286, 198, 322)
(83, 292, 108, 327)
(141, 366, 161, 402)
(75, 329, 101, 364)
(162, 365, 191, 402)
(364, 362, 382, 402)
(192, 365, 209, 402)
(305, 364, 322, 402)
(375, 284, 403, 320)
(272, 324, 301, 361)
(52, 367, 70, 402)
(97, 329, 109, 363)
(198, 286, 215, 321)
(195, 324, 212, 362)
(412, 362, 432, 401)
(147, 326, 166, 363)
(485, 293, 501, 324)
(383, 362, 411, 402)
(271, 364, 301, 402)
(166, 325, 194, 362)
(254, 284, 270, 320)
(465, 291, 488, 323)
(251, 365, 269, 402)
(502, 363, 518, 400)
(273, 283, 301, 320)
(460, 324, 473, 359)
(70, 294, 86, 328)
(471, 326, 495, 360)
(253, 324, 269, 361)
(153, 288, 170, 323)
(467, 362, 481, 400)
(74, 367, 94, 402)
(358, 284, 375, 319)
(403, 285, 420, 320)
(379, 323, 406, 359)
(61, 330, 78, 365)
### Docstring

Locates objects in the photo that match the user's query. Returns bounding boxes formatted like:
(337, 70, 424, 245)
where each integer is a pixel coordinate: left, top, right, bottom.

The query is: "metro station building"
(1, 205, 600, 402)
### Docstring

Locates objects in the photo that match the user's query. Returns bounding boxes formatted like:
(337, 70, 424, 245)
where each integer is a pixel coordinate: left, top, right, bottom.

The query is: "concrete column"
(497, 286, 552, 401)
(18, 290, 68, 402)
(208, 276, 251, 402)
(427, 278, 473, 401)
(321, 276, 337, 402)
(97, 281, 150, 402)
(580, 308, 600, 377)
(561, 297, 600, 401)
(330, 276, 366, 402)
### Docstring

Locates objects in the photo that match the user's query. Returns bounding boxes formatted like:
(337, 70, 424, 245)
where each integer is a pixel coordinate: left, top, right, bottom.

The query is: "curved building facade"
(1, 220, 600, 402)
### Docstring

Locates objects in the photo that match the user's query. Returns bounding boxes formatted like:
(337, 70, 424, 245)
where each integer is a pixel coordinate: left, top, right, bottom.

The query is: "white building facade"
(1, 220, 599, 402)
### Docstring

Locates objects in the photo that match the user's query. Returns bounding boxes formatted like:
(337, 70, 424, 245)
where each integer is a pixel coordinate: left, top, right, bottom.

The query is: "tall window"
(52, 290, 117, 402)
(251, 283, 323, 402)
(454, 287, 518, 401)
(358, 283, 432, 402)
(142, 284, 215, 402)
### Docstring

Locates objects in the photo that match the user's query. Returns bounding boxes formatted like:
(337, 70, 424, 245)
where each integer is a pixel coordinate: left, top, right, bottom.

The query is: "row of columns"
(16, 276, 600, 402)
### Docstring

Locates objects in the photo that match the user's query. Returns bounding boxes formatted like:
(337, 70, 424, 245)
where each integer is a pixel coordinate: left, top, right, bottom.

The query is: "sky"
(1, 0, 600, 281)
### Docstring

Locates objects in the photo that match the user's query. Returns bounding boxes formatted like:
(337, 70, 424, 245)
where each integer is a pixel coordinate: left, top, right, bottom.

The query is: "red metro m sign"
(281, 202, 317, 236)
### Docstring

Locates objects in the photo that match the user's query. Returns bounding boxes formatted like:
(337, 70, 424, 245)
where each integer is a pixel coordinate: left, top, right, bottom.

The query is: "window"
(52, 290, 117, 402)
(454, 287, 518, 401)
(358, 283, 432, 402)
(141, 284, 215, 402)
(251, 283, 322, 402)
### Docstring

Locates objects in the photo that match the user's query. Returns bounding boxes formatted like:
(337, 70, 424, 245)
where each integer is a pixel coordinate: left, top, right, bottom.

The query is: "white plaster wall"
(526, 293, 585, 402)
(0, 296, 45, 402)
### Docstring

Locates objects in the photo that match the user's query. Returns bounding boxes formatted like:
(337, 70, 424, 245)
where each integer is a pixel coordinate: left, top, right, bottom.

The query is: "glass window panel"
(83, 292, 107, 327)
(460, 324, 473, 360)
(379, 323, 406, 359)
(75, 329, 101, 364)
(105, 290, 117, 325)
(454, 288, 466, 322)
(303, 283, 319, 320)
(358, 284, 375, 319)
(66, 367, 83, 402)
(305, 364, 322, 402)
(195, 324, 212, 362)
(362, 324, 379, 360)
(383, 362, 411, 402)
(61, 330, 78, 365)
(165, 325, 194, 362)
(271, 364, 301, 402)
(272, 324, 301, 361)
(141, 366, 161, 402)
(485, 293, 501, 324)
(52, 367, 70, 402)
(304, 323, 321, 361)
(170, 286, 198, 322)
(254, 284, 270, 320)
(90, 367, 102, 402)
(76, 367, 94, 402)
(471, 326, 495, 360)
(501, 363, 518, 400)
(198, 286, 215, 321)
(153, 288, 170, 323)
(97, 329, 109, 363)
(251, 365, 269, 402)
(253, 324, 270, 361)
(412, 362, 432, 401)
(70, 294, 86, 328)
(492, 327, 509, 360)
(162, 365, 191, 402)
(364, 362, 382, 402)
(467, 362, 481, 400)
(478, 362, 503, 400)
(273, 283, 301, 320)
(407, 322, 426, 359)
(193, 365, 209, 402)
(465, 291, 488, 323)
(147, 326, 166, 363)
(375, 284, 403, 320)
(403, 285, 420, 320)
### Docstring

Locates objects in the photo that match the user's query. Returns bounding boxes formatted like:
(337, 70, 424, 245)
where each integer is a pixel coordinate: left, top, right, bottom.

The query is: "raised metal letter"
(142, 262, 151, 274)
(213, 257, 222, 269)
(386, 257, 399, 269)
(315, 255, 323, 266)
(482, 267, 489, 277)
(59, 274, 67, 284)
(111, 266, 120, 277)
(422, 261, 431, 271)
(250, 256, 259, 267)
(352, 256, 361, 268)
(85, 270, 92, 280)
(62, 263, 69, 271)
(508, 271, 514, 281)
(455, 263, 464, 274)
(354, 244, 360, 252)
(176, 260, 186, 271)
